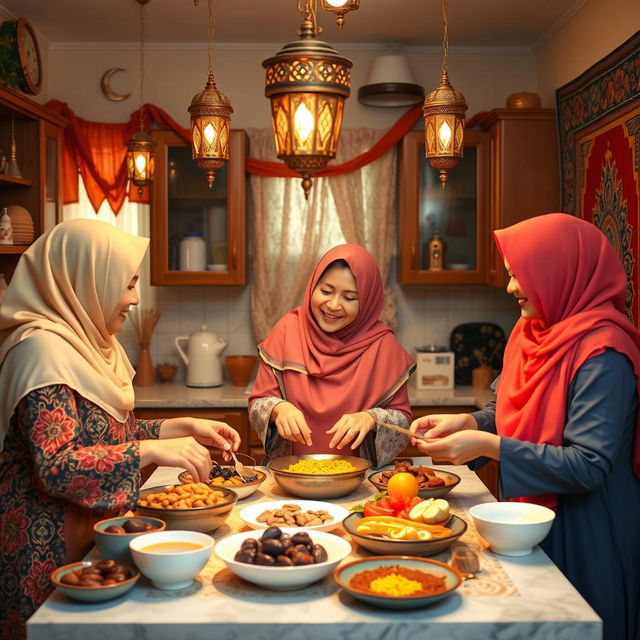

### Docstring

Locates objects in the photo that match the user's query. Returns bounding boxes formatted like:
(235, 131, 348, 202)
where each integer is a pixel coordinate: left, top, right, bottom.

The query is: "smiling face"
(504, 258, 539, 319)
(310, 264, 360, 333)
(106, 272, 140, 334)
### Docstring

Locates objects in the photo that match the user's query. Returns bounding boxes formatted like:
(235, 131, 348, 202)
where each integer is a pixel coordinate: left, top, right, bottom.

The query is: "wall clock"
(0, 17, 43, 95)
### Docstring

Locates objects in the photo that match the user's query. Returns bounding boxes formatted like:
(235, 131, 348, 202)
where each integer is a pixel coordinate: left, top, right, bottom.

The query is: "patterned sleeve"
(363, 407, 409, 469)
(131, 416, 163, 440)
(16, 385, 142, 512)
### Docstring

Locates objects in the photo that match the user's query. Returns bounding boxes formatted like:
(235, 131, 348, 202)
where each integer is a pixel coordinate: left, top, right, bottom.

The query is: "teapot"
(175, 325, 227, 388)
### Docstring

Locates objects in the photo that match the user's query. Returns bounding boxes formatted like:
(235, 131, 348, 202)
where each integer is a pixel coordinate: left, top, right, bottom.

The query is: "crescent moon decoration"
(100, 67, 131, 102)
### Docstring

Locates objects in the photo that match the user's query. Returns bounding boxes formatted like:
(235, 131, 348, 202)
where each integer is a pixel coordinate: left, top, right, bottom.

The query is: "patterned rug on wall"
(557, 29, 640, 328)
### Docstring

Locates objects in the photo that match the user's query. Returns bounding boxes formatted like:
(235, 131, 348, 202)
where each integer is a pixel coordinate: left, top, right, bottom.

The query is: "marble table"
(28, 461, 601, 640)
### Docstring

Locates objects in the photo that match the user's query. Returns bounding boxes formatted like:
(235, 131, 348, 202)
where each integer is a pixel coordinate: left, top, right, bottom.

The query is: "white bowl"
(215, 527, 352, 590)
(129, 530, 214, 590)
(240, 500, 349, 532)
(469, 501, 555, 556)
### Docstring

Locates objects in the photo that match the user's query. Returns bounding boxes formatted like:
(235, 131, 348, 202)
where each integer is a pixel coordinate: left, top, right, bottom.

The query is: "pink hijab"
(254, 244, 414, 453)
(494, 213, 640, 508)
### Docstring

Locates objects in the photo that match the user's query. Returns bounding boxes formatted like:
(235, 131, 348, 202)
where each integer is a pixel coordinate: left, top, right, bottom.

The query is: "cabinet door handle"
(231, 242, 237, 270)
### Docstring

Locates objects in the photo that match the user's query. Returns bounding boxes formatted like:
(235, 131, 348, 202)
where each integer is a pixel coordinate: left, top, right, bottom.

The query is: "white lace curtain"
(248, 128, 398, 342)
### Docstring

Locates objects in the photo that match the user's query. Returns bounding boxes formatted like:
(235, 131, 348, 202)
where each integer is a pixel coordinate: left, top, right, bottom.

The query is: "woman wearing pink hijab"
(410, 213, 640, 640)
(0, 219, 240, 639)
(249, 244, 414, 467)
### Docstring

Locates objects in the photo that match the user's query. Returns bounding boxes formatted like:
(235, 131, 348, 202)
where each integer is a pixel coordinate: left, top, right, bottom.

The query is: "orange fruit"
(386, 472, 420, 499)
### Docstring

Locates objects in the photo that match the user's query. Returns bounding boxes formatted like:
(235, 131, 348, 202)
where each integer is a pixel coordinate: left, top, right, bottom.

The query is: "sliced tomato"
(409, 496, 423, 507)
(396, 508, 410, 520)
(363, 502, 394, 518)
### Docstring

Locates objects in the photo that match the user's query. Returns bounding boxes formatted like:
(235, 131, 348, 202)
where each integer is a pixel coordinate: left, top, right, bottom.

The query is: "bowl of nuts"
(214, 526, 352, 590)
(239, 499, 349, 532)
(50, 559, 140, 602)
(94, 516, 166, 562)
(137, 483, 238, 533)
(178, 458, 266, 500)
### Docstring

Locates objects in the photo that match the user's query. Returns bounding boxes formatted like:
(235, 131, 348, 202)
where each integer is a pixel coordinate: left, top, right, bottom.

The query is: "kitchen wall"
(39, 0, 638, 383)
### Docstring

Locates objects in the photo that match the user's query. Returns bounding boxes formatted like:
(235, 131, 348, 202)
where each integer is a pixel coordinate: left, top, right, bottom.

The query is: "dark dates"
(104, 518, 159, 534)
(234, 527, 328, 567)
(59, 561, 131, 587)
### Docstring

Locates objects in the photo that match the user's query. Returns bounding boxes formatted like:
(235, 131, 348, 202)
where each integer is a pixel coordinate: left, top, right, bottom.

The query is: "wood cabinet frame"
(149, 129, 247, 286)
(398, 130, 489, 285)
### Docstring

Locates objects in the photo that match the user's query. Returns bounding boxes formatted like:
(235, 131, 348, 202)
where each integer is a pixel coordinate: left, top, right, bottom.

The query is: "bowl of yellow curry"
(267, 454, 371, 499)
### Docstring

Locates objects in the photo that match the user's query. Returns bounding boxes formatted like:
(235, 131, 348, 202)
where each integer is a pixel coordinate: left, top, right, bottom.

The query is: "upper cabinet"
(479, 108, 560, 287)
(150, 129, 247, 286)
(0, 87, 65, 280)
(398, 130, 489, 285)
(398, 109, 560, 287)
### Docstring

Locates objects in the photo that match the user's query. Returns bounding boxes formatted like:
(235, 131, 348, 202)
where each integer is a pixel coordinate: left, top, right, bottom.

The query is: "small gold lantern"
(320, 0, 360, 29)
(263, 2, 352, 199)
(422, 0, 467, 189)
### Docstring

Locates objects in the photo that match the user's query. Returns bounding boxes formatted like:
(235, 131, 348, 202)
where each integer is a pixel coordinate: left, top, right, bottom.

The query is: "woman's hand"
(139, 437, 213, 483)
(271, 402, 313, 446)
(327, 411, 375, 451)
(412, 430, 500, 464)
(159, 417, 241, 462)
(409, 413, 476, 445)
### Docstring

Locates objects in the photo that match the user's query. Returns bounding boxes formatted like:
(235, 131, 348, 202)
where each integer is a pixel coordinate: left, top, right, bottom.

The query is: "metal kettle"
(174, 325, 227, 387)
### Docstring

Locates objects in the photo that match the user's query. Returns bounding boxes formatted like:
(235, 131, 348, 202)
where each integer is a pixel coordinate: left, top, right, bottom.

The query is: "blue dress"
(472, 349, 640, 640)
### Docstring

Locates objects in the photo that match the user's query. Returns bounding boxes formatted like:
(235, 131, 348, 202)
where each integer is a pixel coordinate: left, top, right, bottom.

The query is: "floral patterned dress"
(0, 384, 162, 640)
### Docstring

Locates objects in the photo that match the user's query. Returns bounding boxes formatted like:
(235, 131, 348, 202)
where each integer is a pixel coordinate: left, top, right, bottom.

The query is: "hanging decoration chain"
(208, 0, 214, 77)
(298, 0, 321, 35)
(441, 0, 449, 75)
(139, 0, 145, 131)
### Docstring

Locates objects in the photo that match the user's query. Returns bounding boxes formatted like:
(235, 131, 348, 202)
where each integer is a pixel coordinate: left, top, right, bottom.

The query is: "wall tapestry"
(557, 29, 640, 327)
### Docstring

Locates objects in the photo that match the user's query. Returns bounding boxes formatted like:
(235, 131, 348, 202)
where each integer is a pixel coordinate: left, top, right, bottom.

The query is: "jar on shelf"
(179, 232, 206, 271)
(0, 208, 13, 245)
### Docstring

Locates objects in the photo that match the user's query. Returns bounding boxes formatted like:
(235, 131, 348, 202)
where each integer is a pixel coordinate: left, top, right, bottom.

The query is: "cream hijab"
(0, 218, 149, 451)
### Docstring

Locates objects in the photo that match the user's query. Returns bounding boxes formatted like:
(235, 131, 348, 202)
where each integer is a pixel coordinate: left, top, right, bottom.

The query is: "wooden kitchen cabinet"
(398, 130, 489, 285)
(0, 87, 65, 281)
(479, 108, 560, 287)
(149, 129, 247, 286)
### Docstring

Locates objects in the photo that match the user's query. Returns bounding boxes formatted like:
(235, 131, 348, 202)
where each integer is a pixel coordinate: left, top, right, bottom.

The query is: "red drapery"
(45, 99, 485, 215)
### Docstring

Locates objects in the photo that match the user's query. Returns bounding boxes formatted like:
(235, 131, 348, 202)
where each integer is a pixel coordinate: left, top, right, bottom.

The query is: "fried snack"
(285, 459, 356, 474)
(139, 483, 228, 509)
(255, 503, 334, 527)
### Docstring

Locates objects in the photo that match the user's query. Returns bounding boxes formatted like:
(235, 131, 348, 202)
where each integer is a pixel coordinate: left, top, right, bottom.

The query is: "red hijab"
(494, 213, 640, 508)
(254, 244, 414, 453)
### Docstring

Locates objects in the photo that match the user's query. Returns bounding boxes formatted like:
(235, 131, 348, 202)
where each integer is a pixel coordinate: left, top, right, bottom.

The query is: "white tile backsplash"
(121, 279, 519, 384)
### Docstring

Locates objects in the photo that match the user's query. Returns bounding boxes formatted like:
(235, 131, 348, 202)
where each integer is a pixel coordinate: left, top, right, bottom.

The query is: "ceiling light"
(188, 0, 233, 189)
(125, 0, 155, 196)
(422, 0, 467, 189)
(263, 0, 352, 199)
(320, 0, 360, 29)
(358, 54, 424, 108)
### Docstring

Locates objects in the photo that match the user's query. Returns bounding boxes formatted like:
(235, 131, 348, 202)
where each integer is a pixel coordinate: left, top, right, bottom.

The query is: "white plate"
(240, 499, 349, 532)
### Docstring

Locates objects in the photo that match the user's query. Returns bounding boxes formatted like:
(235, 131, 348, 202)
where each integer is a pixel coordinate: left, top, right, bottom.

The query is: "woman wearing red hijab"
(410, 213, 640, 640)
(249, 244, 414, 467)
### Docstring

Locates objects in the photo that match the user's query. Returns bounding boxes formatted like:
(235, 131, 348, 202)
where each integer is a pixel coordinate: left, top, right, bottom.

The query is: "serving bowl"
(215, 527, 352, 590)
(137, 484, 237, 533)
(333, 555, 462, 609)
(267, 454, 370, 499)
(94, 516, 166, 562)
(178, 466, 267, 500)
(240, 499, 350, 532)
(368, 466, 460, 499)
(129, 530, 214, 590)
(342, 512, 467, 556)
(50, 560, 140, 602)
(469, 501, 556, 556)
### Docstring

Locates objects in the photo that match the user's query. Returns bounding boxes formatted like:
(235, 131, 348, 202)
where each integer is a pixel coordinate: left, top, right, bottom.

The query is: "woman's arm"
(500, 350, 637, 498)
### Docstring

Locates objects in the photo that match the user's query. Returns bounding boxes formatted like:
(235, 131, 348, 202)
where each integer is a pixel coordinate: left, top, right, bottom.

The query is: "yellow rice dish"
(286, 459, 357, 474)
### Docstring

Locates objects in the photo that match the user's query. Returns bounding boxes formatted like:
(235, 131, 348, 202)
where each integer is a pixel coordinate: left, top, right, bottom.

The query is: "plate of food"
(368, 460, 460, 498)
(240, 499, 349, 531)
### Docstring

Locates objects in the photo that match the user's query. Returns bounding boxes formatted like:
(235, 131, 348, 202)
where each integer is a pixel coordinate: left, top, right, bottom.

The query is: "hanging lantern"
(320, 0, 360, 29)
(188, 0, 232, 188)
(422, 0, 467, 189)
(125, 0, 155, 196)
(263, 1, 352, 199)
(126, 131, 155, 196)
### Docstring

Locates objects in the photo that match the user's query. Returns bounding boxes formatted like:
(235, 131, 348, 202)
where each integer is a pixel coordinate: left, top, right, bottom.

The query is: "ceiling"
(1, 0, 584, 50)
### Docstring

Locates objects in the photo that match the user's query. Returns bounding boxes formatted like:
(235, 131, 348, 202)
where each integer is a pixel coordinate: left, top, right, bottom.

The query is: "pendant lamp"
(188, 0, 233, 189)
(263, 0, 352, 200)
(422, 0, 467, 189)
(125, 0, 155, 197)
(320, 0, 360, 29)
(358, 54, 424, 108)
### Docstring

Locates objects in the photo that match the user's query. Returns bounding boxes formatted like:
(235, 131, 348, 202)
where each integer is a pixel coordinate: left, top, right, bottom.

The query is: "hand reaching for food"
(272, 401, 313, 446)
(327, 411, 375, 450)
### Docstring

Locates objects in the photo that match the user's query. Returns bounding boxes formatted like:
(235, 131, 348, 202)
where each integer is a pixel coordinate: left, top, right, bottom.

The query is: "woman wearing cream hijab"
(0, 219, 240, 639)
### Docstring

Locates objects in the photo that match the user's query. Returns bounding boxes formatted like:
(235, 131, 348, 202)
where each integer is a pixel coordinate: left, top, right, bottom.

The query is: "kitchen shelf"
(0, 174, 32, 187)
(0, 245, 29, 254)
